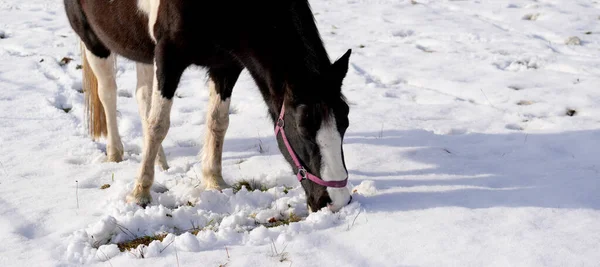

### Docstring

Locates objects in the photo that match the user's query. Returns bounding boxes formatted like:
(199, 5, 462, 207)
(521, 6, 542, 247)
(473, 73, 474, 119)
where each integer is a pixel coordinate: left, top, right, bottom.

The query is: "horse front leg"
(201, 65, 243, 191)
(127, 41, 188, 206)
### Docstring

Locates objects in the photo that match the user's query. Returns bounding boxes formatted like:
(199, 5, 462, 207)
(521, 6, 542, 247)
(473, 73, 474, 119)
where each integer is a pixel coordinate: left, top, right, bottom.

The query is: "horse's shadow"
(341, 129, 600, 212)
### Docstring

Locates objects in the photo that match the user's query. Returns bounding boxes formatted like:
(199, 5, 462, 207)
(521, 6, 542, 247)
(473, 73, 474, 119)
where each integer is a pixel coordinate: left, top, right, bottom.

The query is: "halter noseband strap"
(274, 103, 348, 188)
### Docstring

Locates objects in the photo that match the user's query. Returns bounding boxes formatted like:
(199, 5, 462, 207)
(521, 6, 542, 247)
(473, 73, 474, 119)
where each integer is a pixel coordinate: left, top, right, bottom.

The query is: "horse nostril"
(348, 195, 353, 204)
(327, 203, 337, 212)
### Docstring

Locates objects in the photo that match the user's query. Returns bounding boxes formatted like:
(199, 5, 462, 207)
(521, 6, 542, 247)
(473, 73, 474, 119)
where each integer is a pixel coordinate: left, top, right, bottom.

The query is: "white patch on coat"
(137, 0, 151, 14)
(137, 0, 160, 42)
(316, 115, 351, 212)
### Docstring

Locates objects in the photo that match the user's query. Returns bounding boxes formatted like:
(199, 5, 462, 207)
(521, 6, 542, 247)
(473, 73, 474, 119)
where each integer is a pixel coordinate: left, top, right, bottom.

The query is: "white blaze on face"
(316, 115, 351, 212)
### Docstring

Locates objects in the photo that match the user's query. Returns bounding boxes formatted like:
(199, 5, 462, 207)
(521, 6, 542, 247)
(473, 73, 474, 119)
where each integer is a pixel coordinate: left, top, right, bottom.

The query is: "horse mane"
(289, 0, 331, 75)
(283, 0, 348, 119)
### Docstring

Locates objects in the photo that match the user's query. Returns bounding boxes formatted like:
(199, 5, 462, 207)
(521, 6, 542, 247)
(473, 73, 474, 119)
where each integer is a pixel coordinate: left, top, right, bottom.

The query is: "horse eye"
(296, 115, 312, 136)
(298, 117, 317, 136)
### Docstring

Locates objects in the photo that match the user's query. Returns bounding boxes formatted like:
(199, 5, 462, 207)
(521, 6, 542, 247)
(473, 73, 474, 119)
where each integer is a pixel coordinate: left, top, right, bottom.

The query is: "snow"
(1, 0, 600, 266)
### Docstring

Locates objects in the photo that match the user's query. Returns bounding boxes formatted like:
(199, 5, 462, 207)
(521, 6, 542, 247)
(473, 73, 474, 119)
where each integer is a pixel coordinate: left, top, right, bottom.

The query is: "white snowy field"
(1, 0, 600, 266)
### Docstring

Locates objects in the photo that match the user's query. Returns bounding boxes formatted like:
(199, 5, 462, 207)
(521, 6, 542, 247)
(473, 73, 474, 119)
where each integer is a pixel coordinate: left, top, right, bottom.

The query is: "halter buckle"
(298, 167, 307, 180)
(277, 118, 285, 128)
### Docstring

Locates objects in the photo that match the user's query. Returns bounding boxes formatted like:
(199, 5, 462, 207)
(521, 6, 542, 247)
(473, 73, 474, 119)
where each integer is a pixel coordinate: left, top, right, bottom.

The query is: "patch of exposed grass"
(59, 57, 73, 66)
(258, 213, 302, 228)
(232, 179, 268, 193)
(189, 229, 201, 235)
(117, 233, 168, 252)
(508, 85, 523, 91)
(516, 100, 534, 106)
(113, 212, 299, 254)
(522, 13, 540, 21)
(100, 184, 110, 189)
(189, 218, 217, 235)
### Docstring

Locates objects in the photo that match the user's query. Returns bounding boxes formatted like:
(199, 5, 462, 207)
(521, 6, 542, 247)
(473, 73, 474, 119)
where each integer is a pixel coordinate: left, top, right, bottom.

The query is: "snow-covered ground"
(1, 0, 599, 266)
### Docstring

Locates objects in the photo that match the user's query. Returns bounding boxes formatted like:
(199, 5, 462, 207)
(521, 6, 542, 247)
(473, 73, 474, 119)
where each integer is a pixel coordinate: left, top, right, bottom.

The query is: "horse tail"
(80, 40, 107, 140)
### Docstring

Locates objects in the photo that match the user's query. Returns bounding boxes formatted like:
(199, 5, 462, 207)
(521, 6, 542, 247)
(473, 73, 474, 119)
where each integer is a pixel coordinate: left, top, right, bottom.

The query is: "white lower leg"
(201, 80, 230, 190)
(128, 66, 172, 206)
(85, 50, 123, 162)
(136, 63, 168, 170)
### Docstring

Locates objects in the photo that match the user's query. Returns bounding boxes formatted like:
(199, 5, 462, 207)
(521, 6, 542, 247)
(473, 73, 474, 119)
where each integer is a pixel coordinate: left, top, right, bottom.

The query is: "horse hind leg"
(81, 41, 124, 162)
(201, 64, 243, 191)
(135, 63, 169, 170)
(127, 41, 188, 206)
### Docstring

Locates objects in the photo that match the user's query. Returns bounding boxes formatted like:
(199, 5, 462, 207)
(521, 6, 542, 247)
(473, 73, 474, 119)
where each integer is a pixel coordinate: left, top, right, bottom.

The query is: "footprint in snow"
(65, 157, 86, 165)
(384, 91, 397, 98)
(505, 123, 524, 131)
(522, 13, 540, 21)
(392, 29, 414, 38)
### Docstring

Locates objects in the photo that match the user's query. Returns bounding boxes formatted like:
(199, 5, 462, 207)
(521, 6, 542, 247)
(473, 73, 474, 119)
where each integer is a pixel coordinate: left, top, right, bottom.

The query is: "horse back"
(65, 0, 155, 64)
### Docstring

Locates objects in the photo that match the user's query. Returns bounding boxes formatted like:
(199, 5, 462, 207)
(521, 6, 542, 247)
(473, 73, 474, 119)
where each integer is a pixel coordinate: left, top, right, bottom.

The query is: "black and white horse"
(64, 0, 353, 212)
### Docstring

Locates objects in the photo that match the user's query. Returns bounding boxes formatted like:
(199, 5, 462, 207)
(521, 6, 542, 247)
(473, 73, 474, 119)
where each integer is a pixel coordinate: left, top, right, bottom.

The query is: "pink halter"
(274, 103, 348, 188)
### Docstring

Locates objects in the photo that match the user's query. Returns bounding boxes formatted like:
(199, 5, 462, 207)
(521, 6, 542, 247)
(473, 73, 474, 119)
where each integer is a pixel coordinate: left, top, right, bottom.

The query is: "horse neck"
(246, 51, 328, 123)
(239, 0, 331, 122)
(250, 38, 330, 122)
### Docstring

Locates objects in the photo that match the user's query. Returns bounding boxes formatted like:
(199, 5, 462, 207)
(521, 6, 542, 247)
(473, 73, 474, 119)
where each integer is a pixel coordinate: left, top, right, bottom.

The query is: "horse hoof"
(155, 160, 169, 171)
(126, 193, 152, 208)
(156, 147, 169, 170)
(107, 144, 124, 163)
(107, 154, 123, 163)
(204, 182, 230, 192)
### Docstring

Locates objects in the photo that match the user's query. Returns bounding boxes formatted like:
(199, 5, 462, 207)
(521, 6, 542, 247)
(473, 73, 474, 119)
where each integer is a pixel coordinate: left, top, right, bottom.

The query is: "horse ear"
(330, 49, 352, 84)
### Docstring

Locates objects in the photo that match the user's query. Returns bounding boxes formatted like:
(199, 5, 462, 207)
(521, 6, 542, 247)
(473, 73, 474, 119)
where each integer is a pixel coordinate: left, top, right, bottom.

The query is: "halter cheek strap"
(274, 103, 348, 188)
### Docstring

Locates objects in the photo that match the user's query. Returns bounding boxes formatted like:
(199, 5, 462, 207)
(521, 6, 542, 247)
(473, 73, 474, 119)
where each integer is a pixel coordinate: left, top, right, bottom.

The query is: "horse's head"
(275, 49, 352, 213)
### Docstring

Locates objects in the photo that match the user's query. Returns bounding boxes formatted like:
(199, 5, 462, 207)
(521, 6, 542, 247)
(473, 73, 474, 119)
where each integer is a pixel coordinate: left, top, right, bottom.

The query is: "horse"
(63, 0, 353, 212)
